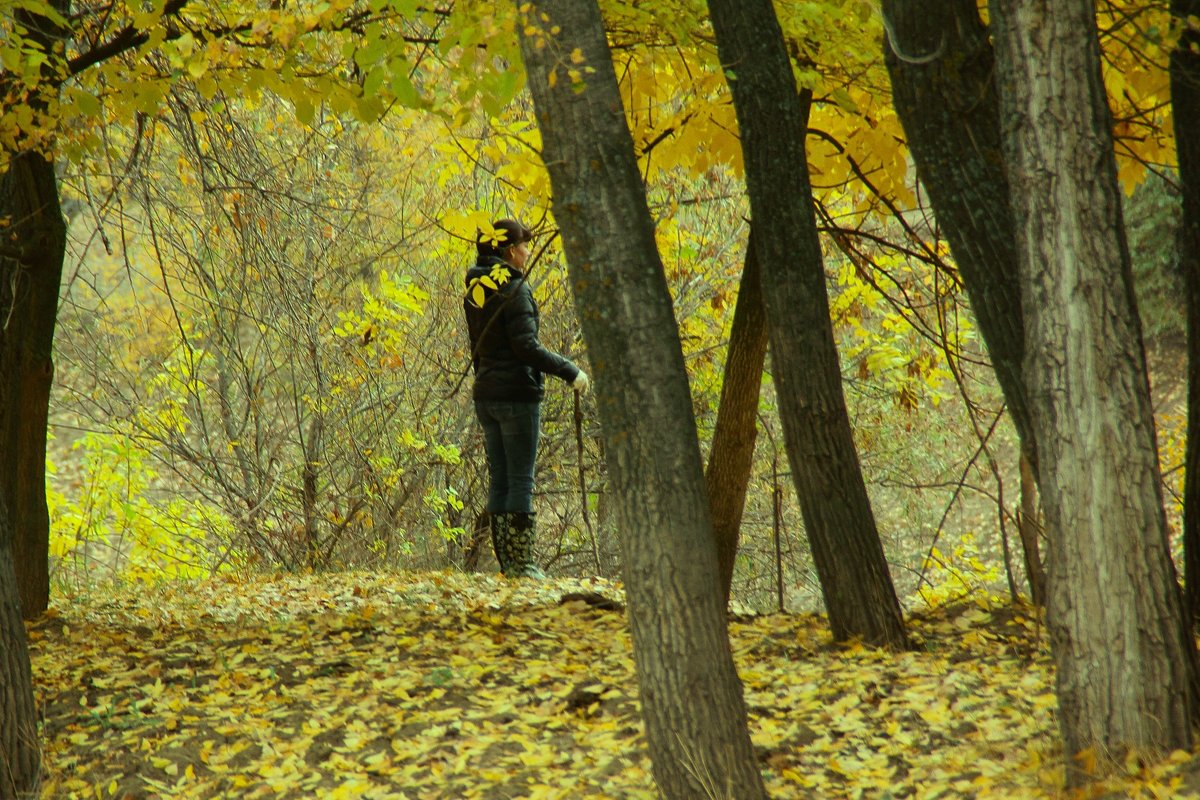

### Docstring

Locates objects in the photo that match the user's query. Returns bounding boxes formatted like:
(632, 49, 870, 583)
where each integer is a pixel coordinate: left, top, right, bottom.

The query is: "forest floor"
(26, 571, 1200, 800)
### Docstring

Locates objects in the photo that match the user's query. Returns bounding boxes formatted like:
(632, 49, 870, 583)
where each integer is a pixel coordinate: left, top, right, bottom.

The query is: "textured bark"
(704, 230, 768, 606)
(515, 2, 768, 798)
(1, 153, 61, 622)
(707, 0, 907, 648)
(1017, 452, 1045, 606)
(2, 1, 69, 621)
(881, 0, 1037, 477)
(0, 506, 39, 799)
(992, 0, 1198, 767)
(1172, 0, 1200, 626)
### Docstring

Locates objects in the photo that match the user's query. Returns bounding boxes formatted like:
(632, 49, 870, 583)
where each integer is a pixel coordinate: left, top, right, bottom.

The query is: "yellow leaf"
(548, 67, 558, 88)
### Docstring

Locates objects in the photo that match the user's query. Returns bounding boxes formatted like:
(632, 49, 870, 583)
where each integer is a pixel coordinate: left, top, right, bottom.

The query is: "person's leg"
(476, 401, 513, 573)
(498, 402, 541, 514)
(495, 402, 543, 577)
(474, 401, 509, 514)
(507, 510, 546, 579)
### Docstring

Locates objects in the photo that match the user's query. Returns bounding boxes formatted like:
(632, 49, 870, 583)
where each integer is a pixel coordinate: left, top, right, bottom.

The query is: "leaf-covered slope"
(27, 573, 1200, 799)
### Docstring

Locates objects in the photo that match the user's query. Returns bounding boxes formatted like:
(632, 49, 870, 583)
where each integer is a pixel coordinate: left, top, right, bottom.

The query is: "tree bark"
(0, 163, 52, 800)
(707, 0, 907, 648)
(881, 0, 1037, 478)
(1017, 452, 1045, 606)
(992, 0, 1198, 768)
(1, 154, 62, 622)
(0, 516, 38, 798)
(1, 1, 70, 621)
(704, 229, 768, 606)
(514, 3, 768, 798)
(1172, 0, 1200, 626)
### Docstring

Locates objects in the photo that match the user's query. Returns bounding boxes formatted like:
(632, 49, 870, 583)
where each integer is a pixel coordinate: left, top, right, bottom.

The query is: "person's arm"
(503, 280, 580, 382)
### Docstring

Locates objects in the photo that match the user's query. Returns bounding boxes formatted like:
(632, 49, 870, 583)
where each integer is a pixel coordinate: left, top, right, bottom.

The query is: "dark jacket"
(464, 256, 579, 402)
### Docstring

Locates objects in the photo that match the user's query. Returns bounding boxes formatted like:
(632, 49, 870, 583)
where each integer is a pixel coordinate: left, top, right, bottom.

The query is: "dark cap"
(476, 218, 533, 258)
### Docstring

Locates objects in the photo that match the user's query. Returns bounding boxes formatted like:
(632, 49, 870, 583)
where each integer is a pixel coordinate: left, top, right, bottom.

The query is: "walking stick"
(574, 390, 601, 573)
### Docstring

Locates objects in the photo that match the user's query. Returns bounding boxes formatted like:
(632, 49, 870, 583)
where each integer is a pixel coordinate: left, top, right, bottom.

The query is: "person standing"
(464, 219, 589, 578)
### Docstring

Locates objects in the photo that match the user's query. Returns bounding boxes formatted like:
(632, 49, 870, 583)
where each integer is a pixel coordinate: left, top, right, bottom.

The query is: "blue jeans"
(475, 400, 541, 514)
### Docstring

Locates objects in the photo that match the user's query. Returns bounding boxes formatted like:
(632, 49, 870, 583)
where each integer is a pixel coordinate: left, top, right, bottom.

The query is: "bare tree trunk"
(514, 2, 769, 797)
(707, 0, 907, 648)
(0, 114, 53, 800)
(992, 0, 1198, 769)
(882, 0, 1046, 604)
(1172, 0, 1200, 626)
(2, 0, 71, 623)
(1017, 452, 1045, 606)
(705, 229, 768, 606)
(0, 153, 62, 621)
(0, 511, 39, 798)
(881, 0, 1036, 475)
(302, 416, 323, 569)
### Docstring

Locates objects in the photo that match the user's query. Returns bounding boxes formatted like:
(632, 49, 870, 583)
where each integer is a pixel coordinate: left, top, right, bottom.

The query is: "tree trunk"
(1, 151, 63, 620)
(0, 510, 39, 798)
(881, 0, 1037, 478)
(1017, 452, 1045, 606)
(2, 1, 70, 621)
(707, 0, 908, 648)
(704, 229, 768, 606)
(514, 3, 769, 798)
(0, 159, 52, 800)
(992, 0, 1199, 769)
(1172, 0, 1200, 626)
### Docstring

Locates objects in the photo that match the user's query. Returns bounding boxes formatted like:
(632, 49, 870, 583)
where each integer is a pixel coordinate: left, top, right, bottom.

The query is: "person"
(463, 218, 589, 578)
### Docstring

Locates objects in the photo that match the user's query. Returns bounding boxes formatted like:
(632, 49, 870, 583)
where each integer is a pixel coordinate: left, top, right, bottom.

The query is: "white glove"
(572, 370, 590, 396)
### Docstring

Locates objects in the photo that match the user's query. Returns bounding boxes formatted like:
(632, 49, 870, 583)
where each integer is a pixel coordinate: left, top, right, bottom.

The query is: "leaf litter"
(26, 572, 1200, 799)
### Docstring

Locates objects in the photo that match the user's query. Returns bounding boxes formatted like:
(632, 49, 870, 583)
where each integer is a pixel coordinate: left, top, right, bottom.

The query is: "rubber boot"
(507, 512, 546, 579)
(489, 512, 514, 575)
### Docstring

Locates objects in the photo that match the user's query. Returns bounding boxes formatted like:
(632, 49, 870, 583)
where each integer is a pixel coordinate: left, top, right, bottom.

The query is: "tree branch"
(67, 0, 190, 76)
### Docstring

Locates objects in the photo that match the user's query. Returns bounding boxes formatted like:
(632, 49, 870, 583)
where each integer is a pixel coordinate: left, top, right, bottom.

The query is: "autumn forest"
(3, 0, 1200, 798)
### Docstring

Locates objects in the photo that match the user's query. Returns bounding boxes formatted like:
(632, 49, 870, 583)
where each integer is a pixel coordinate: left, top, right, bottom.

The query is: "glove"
(572, 370, 590, 396)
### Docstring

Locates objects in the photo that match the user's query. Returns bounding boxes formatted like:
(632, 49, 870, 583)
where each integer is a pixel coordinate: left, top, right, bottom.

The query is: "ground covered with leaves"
(26, 572, 1200, 799)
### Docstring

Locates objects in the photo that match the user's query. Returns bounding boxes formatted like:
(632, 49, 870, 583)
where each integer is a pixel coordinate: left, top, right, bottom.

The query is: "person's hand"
(572, 370, 590, 396)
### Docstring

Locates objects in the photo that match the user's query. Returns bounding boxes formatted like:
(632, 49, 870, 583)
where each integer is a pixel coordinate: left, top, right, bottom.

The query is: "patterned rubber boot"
(490, 512, 514, 575)
(507, 512, 547, 579)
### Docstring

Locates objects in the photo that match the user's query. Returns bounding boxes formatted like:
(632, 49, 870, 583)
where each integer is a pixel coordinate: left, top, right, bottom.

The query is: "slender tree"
(0, 500, 37, 797)
(881, 0, 1045, 604)
(706, 0, 907, 648)
(705, 228, 768, 605)
(1172, 0, 1200, 625)
(0, 506, 37, 800)
(880, 0, 1034, 471)
(2, 0, 70, 620)
(513, 2, 769, 797)
(0, 21, 55, 773)
(992, 0, 1198, 769)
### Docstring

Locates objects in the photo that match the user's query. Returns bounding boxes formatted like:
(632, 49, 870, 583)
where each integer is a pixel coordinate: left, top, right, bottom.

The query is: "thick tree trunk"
(1, 152, 63, 620)
(704, 229, 768, 606)
(707, 0, 907, 648)
(881, 0, 1037, 478)
(0, 506, 39, 799)
(1172, 0, 1200, 626)
(2, 1, 69, 621)
(514, 3, 768, 798)
(992, 0, 1198, 769)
